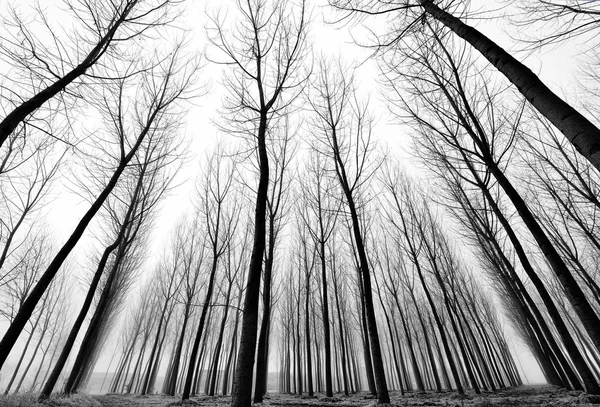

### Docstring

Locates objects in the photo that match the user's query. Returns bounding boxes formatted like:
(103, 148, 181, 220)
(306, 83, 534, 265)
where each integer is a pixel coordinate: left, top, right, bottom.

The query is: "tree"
(254, 121, 296, 403)
(163, 216, 208, 396)
(330, 0, 600, 172)
(379, 168, 465, 394)
(40, 95, 182, 396)
(308, 58, 389, 403)
(380, 25, 600, 392)
(0, 47, 198, 370)
(181, 146, 238, 400)
(297, 148, 341, 397)
(207, 1, 308, 405)
(508, 1, 600, 49)
(0, 0, 180, 148)
(138, 254, 184, 395)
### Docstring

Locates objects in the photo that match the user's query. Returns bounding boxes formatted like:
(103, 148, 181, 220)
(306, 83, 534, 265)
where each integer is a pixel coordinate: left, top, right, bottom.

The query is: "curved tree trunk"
(231, 112, 269, 407)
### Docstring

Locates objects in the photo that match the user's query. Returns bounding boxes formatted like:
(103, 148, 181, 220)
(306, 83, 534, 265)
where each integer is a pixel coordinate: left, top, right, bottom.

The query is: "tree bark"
(231, 113, 269, 407)
(420, 0, 600, 171)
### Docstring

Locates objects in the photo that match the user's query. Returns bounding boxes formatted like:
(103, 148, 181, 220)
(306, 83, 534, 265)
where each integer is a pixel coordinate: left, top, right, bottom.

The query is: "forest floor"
(89, 385, 600, 407)
(2, 385, 599, 407)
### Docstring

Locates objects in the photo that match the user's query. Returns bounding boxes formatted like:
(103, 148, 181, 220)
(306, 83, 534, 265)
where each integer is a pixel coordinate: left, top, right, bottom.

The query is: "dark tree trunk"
(165, 306, 192, 396)
(209, 284, 233, 396)
(319, 240, 334, 397)
(358, 285, 376, 396)
(419, 0, 600, 171)
(0, 2, 135, 148)
(333, 266, 350, 396)
(40, 232, 126, 399)
(181, 254, 221, 399)
(64, 240, 127, 394)
(304, 266, 315, 396)
(231, 112, 269, 407)
(468, 160, 597, 392)
(253, 219, 276, 402)
(411, 293, 442, 391)
(222, 294, 242, 396)
(0, 118, 148, 369)
(4, 310, 43, 394)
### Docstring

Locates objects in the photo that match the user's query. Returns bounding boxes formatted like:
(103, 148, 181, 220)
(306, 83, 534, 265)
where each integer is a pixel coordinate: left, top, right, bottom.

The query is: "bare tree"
(297, 148, 341, 397)
(180, 145, 238, 400)
(0, 138, 65, 283)
(507, 1, 600, 49)
(139, 253, 184, 395)
(379, 24, 600, 393)
(162, 216, 208, 396)
(206, 1, 308, 405)
(3, 262, 70, 395)
(41, 114, 183, 397)
(308, 58, 389, 403)
(330, 0, 600, 172)
(0, 47, 198, 370)
(0, 0, 181, 148)
(0, 229, 53, 324)
(254, 120, 296, 403)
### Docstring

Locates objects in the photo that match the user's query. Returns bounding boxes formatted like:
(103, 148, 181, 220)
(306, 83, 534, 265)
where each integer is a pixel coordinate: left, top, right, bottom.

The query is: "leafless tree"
(0, 46, 198, 370)
(180, 145, 239, 400)
(40, 91, 183, 396)
(506, 1, 600, 49)
(0, 137, 65, 283)
(379, 24, 600, 393)
(161, 215, 208, 396)
(297, 148, 342, 397)
(206, 1, 309, 405)
(308, 57, 389, 403)
(254, 120, 296, 402)
(3, 263, 70, 395)
(0, 0, 182, 148)
(329, 0, 600, 173)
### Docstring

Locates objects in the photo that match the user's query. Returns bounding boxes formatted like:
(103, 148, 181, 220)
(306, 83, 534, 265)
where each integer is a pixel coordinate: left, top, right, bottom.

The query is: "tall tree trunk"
(231, 112, 269, 407)
(165, 307, 191, 396)
(64, 242, 125, 394)
(14, 323, 46, 393)
(253, 220, 276, 402)
(488, 162, 600, 363)
(358, 285, 376, 396)
(304, 268, 315, 396)
(410, 293, 442, 391)
(344, 202, 390, 403)
(181, 254, 221, 399)
(40, 235, 123, 398)
(209, 284, 233, 396)
(319, 240, 334, 397)
(222, 294, 242, 396)
(436, 275, 480, 394)
(419, 0, 600, 171)
(333, 269, 350, 396)
(4, 311, 43, 395)
(467, 160, 596, 392)
(0, 120, 148, 369)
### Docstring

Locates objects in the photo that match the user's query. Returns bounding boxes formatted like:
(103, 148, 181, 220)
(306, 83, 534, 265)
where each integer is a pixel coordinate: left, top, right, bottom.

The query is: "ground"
(2, 386, 600, 407)
(88, 386, 600, 407)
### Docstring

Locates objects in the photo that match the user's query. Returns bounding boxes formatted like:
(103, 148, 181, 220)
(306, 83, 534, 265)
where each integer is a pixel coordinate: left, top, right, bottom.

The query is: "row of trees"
(2, 1, 600, 407)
